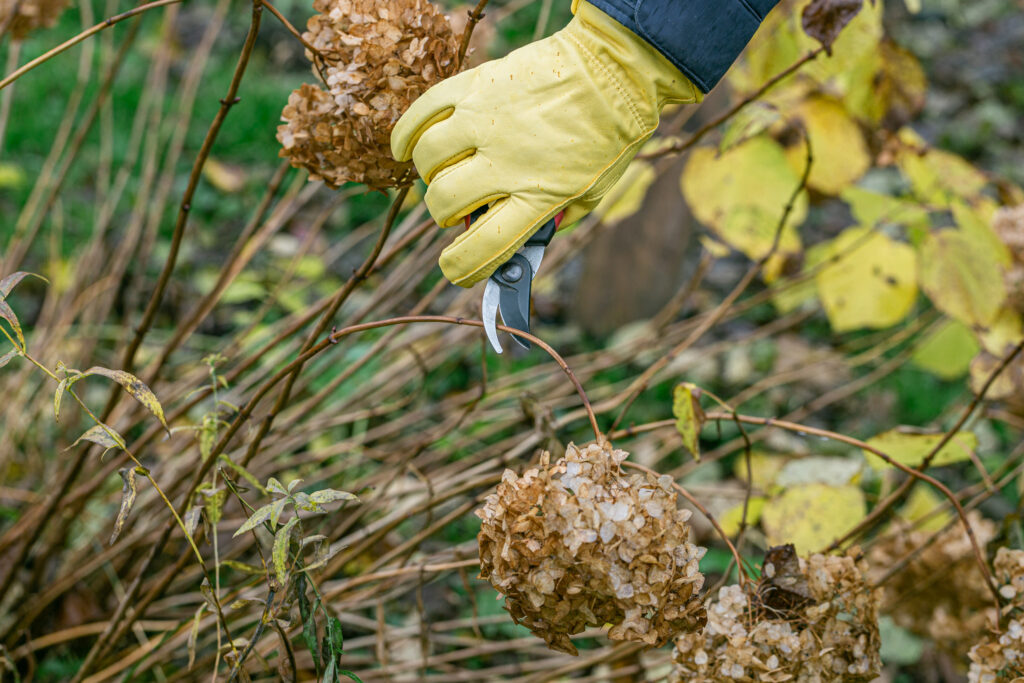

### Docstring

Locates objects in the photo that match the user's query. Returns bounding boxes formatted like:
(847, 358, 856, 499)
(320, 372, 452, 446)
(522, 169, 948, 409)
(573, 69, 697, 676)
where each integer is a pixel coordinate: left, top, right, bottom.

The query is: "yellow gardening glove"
(391, 0, 701, 287)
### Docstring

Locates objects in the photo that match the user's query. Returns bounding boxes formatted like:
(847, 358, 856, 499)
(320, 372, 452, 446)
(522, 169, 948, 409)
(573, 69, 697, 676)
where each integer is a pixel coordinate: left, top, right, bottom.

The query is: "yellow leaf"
(919, 229, 1006, 327)
(769, 240, 831, 314)
(594, 161, 655, 224)
(969, 350, 1024, 400)
(976, 308, 1023, 356)
(761, 483, 866, 555)
(785, 97, 870, 195)
(720, 497, 766, 537)
(897, 128, 989, 206)
(898, 486, 951, 534)
(863, 429, 978, 471)
(681, 137, 807, 262)
(911, 319, 979, 380)
(844, 40, 927, 125)
(202, 158, 246, 193)
(672, 383, 705, 462)
(815, 226, 917, 332)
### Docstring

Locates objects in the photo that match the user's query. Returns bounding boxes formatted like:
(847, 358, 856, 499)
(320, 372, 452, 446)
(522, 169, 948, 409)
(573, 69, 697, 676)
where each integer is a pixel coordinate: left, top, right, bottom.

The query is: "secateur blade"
(468, 208, 563, 354)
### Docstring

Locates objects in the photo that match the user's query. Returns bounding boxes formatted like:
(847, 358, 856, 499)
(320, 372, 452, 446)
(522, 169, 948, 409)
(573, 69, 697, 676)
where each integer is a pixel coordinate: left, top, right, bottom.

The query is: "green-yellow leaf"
(83, 366, 169, 433)
(188, 604, 205, 671)
(720, 497, 766, 537)
(202, 158, 246, 193)
(672, 383, 705, 462)
(815, 226, 917, 332)
(898, 485, 952, 534)
(761, 483, 866, 555)
(919, 229, 1006, 327)
(594, 161, 655, 224)
(681, 137, 807, 262)
(785, 96, 870, 195)
(218, 455, 268, 495)
(719, 103, 781, 153)
(911, 319, 979, 380)
(309, 489, 358, 505)
(0, 162, 25, 189)
(840, 186, 929, 231)
(69, 423, 127, 453)
(273, 517, 299, 585)
(732, 451, 789, 492)
(234, 502, 275, 537)
(897, 128, 989, 206)
(200, 487, 227, 525)
(863, 429, 978, 471)
(951, 199, 1012, 267)
(110, 467, 138, 544)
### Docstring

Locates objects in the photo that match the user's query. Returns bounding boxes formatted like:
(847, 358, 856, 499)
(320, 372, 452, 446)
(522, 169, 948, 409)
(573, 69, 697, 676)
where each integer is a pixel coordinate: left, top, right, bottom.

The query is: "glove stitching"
(564, 30, 648, 133)
(452, 122, 658, 286)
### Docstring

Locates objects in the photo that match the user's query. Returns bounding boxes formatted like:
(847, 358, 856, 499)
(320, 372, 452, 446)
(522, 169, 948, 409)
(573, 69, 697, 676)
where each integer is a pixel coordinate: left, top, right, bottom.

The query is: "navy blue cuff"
(586, 0, 780, 93)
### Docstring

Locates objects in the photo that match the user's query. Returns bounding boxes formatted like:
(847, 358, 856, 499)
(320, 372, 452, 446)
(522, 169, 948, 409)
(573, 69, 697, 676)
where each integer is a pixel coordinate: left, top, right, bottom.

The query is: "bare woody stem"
(0, 0, 181, 90)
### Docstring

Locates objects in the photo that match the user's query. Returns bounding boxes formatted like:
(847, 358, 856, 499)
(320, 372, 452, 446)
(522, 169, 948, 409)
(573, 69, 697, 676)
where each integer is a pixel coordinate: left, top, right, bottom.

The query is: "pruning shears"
(465, 208, 564, 354)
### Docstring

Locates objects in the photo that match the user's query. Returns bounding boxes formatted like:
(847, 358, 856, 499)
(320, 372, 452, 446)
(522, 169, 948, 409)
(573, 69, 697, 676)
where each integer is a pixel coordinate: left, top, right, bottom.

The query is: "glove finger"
(423, 153, 507, 229)
(439, 194, 560, 287)
(411, 113, 481, 184)
(390, 71, 472, 162)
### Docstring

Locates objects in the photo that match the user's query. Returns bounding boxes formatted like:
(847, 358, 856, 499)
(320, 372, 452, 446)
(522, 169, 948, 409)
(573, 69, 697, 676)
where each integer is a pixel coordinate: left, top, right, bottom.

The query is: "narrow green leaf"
(220, 559, 264, 574)
(200, 488, 227, 525)
(339, 672, 363, 682)
(323, 658, 338, 683)
(287, 478, 303, 493)
(295, 575, 321, 676)
(0, 348, 18, 369)
(83, 366, 170, 433)
(233, 502, 275, 537)
(218, 455, 267, 494)
(187, 604, 206, 671)
(110, 467, 138, 545)
(269, 497, 289, 528)
(327, 616, 344, 655)
(672, 383, 705, 462)
(69, 424, 126, 453)
(0, 271, 45, 299)
(309, 489, 357, 505)
(0, 299, 24, 351)
(266, 477, 287, 495)
(273, 517, 299, 584)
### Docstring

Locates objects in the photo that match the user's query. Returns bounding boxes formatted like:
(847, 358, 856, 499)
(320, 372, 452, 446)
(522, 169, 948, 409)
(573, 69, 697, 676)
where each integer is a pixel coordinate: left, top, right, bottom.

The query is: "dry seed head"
(866, 511, 998, 654)
(277, 0, 459, 189)
(672, 548, 881, 683)
(1, 0, 71, 41)
(967, 548, 1024, 683)
(475, 442, 707, 655)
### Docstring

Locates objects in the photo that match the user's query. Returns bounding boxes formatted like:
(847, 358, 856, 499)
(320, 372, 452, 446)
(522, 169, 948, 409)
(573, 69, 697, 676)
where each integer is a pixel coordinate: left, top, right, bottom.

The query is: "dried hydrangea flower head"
(277, 0, 460, 189)
(672, 545, 881, 683)
(1, 0, 71, 41)
(968, 547, 1024, 683)
(866, 511, 997, 654)
(475, 441, 707, 655)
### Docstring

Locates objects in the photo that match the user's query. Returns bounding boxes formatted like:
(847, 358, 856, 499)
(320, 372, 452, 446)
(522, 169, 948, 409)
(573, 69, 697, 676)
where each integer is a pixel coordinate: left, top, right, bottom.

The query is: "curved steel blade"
(481, 279, 503, 354)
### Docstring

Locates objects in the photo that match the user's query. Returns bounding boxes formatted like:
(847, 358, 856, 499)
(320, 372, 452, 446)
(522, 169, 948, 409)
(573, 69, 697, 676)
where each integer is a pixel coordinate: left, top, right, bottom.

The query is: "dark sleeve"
(586, 0, 781, 93)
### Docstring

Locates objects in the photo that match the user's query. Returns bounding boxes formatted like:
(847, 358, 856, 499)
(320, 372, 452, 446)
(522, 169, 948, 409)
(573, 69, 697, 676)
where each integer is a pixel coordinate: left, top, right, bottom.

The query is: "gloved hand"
(390, 0, 701, 287)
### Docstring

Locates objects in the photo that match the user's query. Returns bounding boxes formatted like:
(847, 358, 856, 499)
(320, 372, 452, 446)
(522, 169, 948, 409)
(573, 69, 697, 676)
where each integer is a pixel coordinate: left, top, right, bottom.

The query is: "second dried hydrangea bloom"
(968, 547, 1024, 683)
(672, 547, 881, 682)
(0, 0, 70, 40)
(475, 441, 707, 655)
(277, 0, 460, 189)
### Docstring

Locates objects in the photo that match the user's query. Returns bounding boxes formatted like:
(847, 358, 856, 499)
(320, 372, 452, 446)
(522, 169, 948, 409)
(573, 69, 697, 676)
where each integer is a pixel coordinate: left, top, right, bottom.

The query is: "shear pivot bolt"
(501, 262, 524, 282)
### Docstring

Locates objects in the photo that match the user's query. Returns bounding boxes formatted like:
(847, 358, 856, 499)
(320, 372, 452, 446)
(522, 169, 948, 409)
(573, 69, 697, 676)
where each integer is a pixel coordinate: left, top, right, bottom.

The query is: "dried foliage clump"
(277, 0, 460, 189)
(671, 546, 881, 683)
(967, 548, 1024, 682)
(0, 0, 71, 41)
(475, 442, 708, 655)
(866, 511, 998, 653)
